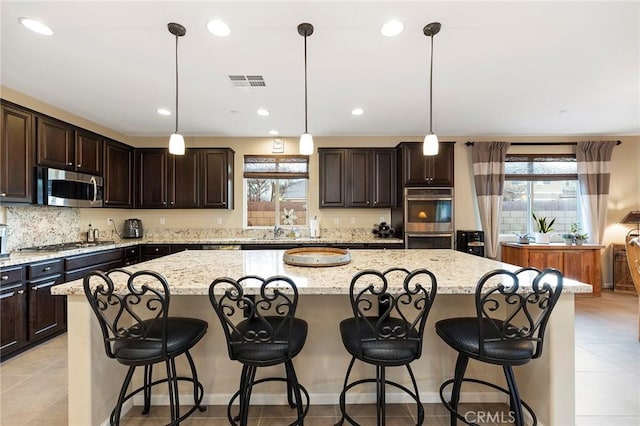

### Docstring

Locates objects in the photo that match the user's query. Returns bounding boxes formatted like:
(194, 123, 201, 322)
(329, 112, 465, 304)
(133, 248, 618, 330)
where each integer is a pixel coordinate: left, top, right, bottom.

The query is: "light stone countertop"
(0, 237, 403, 268)
(53, 248, 592, 296)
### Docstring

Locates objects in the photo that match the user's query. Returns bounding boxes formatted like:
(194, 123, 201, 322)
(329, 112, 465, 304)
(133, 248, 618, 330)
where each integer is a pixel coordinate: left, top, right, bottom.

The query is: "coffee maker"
(0, 224, 9, 257)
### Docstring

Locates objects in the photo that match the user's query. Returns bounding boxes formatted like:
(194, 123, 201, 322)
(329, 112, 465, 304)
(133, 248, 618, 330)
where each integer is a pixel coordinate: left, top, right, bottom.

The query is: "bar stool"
(83, 269, 208, 425)
(335, 267, 438, 426)
(209, 275, 309, 426)
(435, 267, 563, 426)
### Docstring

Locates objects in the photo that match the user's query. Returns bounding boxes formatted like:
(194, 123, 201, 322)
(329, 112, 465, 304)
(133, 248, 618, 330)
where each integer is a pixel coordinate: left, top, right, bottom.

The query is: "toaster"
(122, 219, 143, 238)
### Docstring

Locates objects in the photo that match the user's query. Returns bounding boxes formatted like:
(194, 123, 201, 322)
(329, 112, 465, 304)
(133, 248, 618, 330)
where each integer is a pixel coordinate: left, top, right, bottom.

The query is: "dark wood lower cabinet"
(0, 266, 27, 357)
(28, 274, 65, 341)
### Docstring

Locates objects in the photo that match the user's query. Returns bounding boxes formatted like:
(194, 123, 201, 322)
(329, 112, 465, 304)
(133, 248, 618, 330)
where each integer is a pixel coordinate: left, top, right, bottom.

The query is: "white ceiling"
(2, 1, 639, 139)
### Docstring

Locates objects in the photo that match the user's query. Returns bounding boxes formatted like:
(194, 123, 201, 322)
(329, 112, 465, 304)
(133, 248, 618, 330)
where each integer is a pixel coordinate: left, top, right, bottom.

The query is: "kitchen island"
(53, 249, 591, 425)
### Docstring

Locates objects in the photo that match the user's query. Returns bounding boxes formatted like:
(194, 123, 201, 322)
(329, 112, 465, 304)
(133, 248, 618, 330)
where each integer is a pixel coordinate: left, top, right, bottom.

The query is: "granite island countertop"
(53, 249, 592, 296)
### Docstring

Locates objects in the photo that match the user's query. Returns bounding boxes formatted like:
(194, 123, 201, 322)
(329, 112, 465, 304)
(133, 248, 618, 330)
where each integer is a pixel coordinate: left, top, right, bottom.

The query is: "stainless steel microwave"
(36, 167, 103, 208)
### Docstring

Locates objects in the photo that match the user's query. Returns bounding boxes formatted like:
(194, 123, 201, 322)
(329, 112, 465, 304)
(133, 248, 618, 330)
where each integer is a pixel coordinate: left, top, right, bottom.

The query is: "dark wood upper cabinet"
(0, 103, 34, 203)
(136, 149, 169, 208)
(397, 141, 454, 187)
(371, 149, 396, 207)
(169, 150, 199, 208)
(200, 149, 234, 209)
(37, 116, 103, 175)
(36, 116, 74, 169)
(103, 139, 133, 208)
(319, 148, 396, 208)
(74, 129, 102, 175)
(319, 149, 346, 207)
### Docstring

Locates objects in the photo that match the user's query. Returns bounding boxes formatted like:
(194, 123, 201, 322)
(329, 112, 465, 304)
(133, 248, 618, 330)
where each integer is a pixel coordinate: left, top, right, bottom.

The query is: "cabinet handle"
(0, 192, 6, 197)
(43, 266, 52, 271)
(155, 248, 159, 252)
(18, 290, 24, 295)
(170, 201, 175, 205)
(77, 163, 82, 167)
(1, 275, 8, 281)
(67, 162, 73, 166)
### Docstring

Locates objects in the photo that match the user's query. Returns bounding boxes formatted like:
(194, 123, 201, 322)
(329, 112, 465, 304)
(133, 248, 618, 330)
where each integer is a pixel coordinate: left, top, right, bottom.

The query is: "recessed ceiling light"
(257, 108, 270, 116)
(18, 17, 53, 36)
(380, 20, 404, 37)
(157, 108, 171, 116)
(269, 130, 279, 135)
(207, 19, 231, 37)
(351, 108, 364, 116)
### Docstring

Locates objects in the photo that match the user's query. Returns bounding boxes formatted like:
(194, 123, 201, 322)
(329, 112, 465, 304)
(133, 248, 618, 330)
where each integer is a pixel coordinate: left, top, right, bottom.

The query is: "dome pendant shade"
(298, 23, 314, 155)
(299, 133, 314, 155)
(169, 133, 185, 155)
(168, 22, 186, 155)
(423, 22, 441, 157)
(423, 133, 439, 156)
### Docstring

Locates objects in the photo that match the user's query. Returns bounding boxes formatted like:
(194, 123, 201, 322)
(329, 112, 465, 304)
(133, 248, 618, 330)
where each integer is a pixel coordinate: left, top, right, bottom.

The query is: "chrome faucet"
(273, 226, 283, 239)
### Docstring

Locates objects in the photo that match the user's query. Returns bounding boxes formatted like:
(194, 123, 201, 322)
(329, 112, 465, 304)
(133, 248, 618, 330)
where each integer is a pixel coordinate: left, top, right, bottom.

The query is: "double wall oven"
(402, 187, 454, 249)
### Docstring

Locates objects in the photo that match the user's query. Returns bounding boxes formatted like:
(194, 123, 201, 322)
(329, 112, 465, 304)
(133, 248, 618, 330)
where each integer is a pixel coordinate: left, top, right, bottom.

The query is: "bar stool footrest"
(336, 378, 425, 426)
(227, 377, 310, 426)
(439, 377, 537, 426)
(111, 375, 206, 425)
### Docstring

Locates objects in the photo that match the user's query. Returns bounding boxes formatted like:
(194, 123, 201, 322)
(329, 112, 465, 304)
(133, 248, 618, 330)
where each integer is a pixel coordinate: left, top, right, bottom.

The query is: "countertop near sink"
(0, 237, 403, 267)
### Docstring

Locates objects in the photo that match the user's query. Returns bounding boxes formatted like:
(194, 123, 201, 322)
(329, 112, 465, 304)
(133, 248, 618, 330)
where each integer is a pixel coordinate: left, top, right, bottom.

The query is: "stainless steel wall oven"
(403, 187, 454, 249)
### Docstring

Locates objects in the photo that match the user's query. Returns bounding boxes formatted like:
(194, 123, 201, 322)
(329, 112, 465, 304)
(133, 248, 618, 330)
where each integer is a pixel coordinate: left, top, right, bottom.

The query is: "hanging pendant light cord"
(429, 34, 434, 134)
(174, 34, 179, 134)
(304, 33, 308, 134)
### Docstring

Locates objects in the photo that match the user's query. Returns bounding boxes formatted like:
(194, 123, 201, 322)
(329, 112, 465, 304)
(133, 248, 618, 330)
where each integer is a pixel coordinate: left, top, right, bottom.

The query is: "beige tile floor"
(1, 290, 638, 425)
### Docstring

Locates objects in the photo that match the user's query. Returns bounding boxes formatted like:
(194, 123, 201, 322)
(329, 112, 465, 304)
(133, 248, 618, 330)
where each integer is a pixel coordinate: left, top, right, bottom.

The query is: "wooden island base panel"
(53, 249, 591, 426)
(501, 242, 604, 297)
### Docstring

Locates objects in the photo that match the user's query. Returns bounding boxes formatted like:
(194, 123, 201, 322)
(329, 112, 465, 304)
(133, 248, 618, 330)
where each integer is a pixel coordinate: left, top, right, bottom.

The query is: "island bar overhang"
(54, 249, 591, 426)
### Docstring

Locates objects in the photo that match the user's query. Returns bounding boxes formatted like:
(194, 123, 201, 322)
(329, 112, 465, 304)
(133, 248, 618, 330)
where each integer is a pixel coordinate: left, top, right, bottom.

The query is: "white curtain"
(576, 141, 618, 244)
(472, 142, 510, 259)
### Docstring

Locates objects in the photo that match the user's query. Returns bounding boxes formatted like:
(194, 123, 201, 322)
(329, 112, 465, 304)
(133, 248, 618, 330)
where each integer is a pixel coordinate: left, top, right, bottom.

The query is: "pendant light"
(423, 22, 441, 156)
(298, 23, 314, 156)
(168, 22, 186, 155)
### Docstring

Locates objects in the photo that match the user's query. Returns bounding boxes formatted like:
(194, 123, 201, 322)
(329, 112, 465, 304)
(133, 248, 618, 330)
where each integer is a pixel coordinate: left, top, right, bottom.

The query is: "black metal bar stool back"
(209, 275, 309, 426)
(435, 267, 563, 426)
(336, 267, 438, 426)
(83, 269, 208, 425)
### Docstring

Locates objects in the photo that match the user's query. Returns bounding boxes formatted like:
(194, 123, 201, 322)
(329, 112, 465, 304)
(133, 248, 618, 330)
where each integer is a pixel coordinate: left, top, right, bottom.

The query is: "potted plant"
(532, 212, 555, 244)
(574, 232, 589, 245)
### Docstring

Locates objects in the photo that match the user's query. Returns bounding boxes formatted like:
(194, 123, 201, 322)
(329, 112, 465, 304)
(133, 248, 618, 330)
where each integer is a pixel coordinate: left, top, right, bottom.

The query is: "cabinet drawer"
(27, 260, 63, 280)
(0, 266, 25, 286)
(65, 260, 123, 282)
(141, 245, 172, 257)
(65, 249, 122, 271)
(124, 246, 140, 258)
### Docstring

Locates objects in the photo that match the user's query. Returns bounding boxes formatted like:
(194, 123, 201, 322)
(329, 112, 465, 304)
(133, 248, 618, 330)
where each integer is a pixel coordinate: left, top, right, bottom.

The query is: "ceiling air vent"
(228, 75, 266, 87)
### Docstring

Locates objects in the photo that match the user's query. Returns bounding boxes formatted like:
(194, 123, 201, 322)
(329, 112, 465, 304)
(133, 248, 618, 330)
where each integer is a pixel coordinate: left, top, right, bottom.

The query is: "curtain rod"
(465, 141, 622, 147)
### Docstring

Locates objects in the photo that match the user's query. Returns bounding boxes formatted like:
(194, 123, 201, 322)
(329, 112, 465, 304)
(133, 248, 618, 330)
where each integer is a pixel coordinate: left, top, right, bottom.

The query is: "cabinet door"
(28, 275, 65, 341)
(136, 149, 168, 208)
(169, 150, 199, 208)
(103, 139, 133, 208)
(429, 141, 454, 186)
(528, 251, 563, 270)
(36, 116, 74, 169)
(75, 129, 102, 175)
(346, 149, 371, 207)
(200, 149, 233, 209)
(0, 283, 27, 357)
(0, 104, 34, 203)
(372, 149, 396, 207)
(319, 149, 345, 207)
(399, 141, 454, 187)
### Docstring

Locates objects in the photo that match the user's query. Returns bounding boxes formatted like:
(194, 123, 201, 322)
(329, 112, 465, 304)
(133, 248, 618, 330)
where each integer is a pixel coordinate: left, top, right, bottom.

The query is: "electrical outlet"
(350, 217, 356, 224)
(380, 216, 386, 223)
(333, 217, 340, 225)
(160, 217, 165, 225)
(107, 217, 114, 225)
(216, 217, 222, 225)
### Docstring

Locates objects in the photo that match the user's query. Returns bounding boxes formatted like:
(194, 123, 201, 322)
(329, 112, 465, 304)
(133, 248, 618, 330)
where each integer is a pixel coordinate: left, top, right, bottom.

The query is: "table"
(54, 249, 591, 425)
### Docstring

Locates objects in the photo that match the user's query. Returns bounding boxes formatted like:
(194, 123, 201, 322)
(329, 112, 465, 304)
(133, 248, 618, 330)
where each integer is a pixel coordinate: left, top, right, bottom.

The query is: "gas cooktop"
(18, 241, 115, 253)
